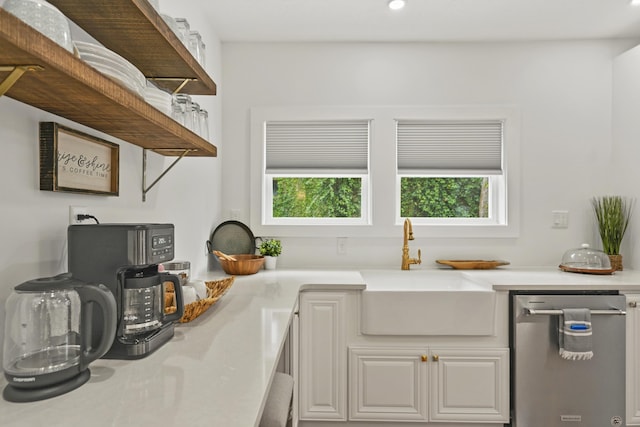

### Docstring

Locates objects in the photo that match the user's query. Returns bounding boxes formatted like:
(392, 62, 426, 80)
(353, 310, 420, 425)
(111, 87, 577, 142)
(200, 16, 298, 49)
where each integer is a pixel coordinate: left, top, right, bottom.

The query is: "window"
(250, 106, 519, 238)
(263, 120, 370, 225)
(396, 120, 506, 226)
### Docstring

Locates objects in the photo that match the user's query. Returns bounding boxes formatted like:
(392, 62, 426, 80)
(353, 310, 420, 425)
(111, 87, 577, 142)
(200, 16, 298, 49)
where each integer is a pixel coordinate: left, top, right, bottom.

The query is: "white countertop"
(459, 267, 640, 291)
(2, 267, 640, 426)
(0, 270, 364, 427)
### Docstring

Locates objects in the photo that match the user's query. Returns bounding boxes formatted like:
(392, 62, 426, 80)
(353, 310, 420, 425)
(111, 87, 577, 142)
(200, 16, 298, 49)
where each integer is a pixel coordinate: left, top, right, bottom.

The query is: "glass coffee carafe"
(3, 273, 116, 402)
(119, 268, 182, 338)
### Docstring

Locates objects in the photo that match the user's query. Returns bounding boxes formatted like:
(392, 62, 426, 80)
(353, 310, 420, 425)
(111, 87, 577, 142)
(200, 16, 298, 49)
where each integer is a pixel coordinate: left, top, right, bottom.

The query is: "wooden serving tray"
(559, 265, 615, 275)
(436, 260, 510, 270)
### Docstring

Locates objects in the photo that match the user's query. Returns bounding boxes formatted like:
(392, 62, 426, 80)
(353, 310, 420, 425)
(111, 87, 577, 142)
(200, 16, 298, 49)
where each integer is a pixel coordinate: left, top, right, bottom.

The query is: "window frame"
(250, 105, 520, 238)
(395, 118, 507, 226)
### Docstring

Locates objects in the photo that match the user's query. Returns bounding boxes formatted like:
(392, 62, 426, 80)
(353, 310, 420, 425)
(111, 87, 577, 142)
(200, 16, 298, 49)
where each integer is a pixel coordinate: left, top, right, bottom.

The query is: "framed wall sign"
(39, 122, 119, 196)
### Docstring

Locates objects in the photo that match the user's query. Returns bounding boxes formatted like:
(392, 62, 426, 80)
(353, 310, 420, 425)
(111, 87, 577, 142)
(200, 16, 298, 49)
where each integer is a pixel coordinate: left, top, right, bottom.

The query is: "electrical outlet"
(69, 206, 89, 225)
(337, 237, 347, 255)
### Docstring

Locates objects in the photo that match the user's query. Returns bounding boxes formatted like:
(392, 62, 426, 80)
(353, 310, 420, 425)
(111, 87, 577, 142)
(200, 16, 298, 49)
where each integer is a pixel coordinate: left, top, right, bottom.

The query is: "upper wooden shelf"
(49, 0, 217, 95)
(0, 9, 216, 157)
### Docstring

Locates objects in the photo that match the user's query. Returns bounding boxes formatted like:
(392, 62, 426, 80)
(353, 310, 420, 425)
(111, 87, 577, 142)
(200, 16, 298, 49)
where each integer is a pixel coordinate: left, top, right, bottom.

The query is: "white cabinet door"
(627, 294, 640, 425)
(349, 347, 429, 421)
(298, 292, 347, 421)
(429, 348, 509, 423)
(348, 346, 508, 423)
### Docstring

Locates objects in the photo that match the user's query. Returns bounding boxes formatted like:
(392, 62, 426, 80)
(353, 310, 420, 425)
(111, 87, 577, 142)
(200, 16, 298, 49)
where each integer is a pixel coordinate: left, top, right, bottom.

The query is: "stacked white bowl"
(74, 40, 146, 98)
(144, 81, 173, 116)
(2, 0, 73, 52)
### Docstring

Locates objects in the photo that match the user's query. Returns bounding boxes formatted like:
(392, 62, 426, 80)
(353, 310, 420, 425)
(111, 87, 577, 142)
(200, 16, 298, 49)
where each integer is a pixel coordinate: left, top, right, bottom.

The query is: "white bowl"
(74, 41, 146, 97)
(75, 41, 146, 84)
(3, 0, 73, 52)
(143, 81, 173, 115)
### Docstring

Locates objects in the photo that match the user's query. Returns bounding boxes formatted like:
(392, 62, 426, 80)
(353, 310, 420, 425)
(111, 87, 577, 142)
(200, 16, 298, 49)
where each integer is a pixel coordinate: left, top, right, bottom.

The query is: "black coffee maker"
(68, 224, 184, 359)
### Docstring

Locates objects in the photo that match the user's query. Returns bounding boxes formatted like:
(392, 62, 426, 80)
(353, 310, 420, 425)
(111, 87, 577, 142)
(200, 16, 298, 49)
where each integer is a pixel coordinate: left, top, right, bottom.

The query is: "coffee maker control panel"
(130, 224, 174, 264)
(151, 233, 173, 260)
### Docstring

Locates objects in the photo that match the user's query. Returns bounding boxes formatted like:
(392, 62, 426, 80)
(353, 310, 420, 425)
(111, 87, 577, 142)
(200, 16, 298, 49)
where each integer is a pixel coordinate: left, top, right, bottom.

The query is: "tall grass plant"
(592, 196, 634, 255)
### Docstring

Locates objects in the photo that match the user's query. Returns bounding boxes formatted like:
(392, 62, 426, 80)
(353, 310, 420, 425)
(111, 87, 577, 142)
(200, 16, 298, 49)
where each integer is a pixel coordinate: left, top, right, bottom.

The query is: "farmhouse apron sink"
(359, 269, 496, 336)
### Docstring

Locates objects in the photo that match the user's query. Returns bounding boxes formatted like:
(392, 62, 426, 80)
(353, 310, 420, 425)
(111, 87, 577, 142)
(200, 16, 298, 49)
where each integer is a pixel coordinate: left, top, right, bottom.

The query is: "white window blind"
(397, 120, 503, 174)
(265, 120, 369, 174)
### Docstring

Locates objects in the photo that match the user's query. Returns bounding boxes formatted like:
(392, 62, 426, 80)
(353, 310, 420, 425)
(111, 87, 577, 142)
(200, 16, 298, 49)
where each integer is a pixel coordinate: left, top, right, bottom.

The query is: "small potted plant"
(592, 195, 634, 271)
(259, 238, 282, 270)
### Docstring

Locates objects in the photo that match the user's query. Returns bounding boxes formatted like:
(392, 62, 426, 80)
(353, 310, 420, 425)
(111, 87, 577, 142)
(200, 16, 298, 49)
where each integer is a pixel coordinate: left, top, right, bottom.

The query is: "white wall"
(221, 40, 635, 269)
(0, 2, 223, 363)
(612, 43, 640, 269)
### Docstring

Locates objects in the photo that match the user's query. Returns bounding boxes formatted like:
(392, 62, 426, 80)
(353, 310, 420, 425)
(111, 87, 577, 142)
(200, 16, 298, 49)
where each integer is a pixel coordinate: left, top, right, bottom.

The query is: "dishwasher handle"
(524, 308, 626, 316)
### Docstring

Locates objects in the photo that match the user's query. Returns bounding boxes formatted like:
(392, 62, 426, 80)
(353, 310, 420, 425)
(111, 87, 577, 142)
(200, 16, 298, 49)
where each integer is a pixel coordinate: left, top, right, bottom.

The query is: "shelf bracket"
(0, 65, 44, 97)
(142, 148, 192, 202)
(148, 77, 197, 94)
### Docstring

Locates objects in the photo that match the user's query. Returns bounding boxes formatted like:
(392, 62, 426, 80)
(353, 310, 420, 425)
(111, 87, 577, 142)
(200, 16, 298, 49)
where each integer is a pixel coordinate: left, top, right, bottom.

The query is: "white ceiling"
(195, 0, 640, 43)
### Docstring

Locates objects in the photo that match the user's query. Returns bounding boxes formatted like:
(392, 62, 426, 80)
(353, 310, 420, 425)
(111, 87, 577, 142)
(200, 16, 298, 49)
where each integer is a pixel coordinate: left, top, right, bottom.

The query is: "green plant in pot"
(259, 239, 282, 270)
(592, 195, 634, 271)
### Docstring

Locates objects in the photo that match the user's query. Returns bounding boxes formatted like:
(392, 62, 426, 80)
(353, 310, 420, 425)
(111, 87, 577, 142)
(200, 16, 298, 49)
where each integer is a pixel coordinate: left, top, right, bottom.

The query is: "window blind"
(397, 120, 503, 174)
(265, 120, 369, 174)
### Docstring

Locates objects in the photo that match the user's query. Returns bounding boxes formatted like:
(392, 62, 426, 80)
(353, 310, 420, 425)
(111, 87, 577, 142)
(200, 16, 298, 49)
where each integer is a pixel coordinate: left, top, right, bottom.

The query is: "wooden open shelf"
(49, 0, 217, 95)
(0, 8, 216, 157)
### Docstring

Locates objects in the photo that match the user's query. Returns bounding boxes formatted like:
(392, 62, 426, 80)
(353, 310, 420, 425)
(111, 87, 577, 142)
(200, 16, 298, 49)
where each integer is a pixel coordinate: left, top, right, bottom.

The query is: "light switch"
(552, 210, 569, 229)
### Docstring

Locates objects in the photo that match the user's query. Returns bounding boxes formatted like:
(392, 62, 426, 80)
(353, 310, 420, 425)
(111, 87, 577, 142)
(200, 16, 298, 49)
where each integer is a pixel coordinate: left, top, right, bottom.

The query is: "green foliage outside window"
(272, 177, 362, 218)
(400, 177, 489, 218)
(271, 176, 488, 219)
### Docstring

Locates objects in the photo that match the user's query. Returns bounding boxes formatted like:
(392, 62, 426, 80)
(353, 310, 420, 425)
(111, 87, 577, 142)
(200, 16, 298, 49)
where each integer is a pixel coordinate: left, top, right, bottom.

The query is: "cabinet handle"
(432, 355, 439, 362)
(630, 301, 638, 308)
(421, 355, 427, 362)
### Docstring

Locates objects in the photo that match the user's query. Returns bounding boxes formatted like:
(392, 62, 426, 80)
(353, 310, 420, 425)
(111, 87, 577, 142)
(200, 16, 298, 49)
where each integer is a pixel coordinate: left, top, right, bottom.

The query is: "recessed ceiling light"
(388, 0, 406, 11)
(632, 0, 640, 5)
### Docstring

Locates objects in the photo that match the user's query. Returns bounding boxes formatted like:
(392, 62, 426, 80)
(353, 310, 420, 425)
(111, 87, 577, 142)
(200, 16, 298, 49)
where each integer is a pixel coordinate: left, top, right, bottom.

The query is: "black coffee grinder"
(68, 224, 184, 359)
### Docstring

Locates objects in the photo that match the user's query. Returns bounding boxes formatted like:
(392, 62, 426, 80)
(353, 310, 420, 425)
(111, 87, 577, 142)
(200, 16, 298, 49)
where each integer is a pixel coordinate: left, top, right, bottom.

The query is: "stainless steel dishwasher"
(511, 292, 626, 427)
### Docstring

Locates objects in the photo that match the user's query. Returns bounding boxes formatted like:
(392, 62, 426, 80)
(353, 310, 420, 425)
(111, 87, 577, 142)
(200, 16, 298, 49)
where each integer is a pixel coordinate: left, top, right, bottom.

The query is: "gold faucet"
(401, 218, 422, 270)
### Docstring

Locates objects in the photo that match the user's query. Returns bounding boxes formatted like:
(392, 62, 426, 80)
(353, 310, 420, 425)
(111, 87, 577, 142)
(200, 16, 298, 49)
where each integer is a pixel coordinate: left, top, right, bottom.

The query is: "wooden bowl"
(218, 254, 264, 275)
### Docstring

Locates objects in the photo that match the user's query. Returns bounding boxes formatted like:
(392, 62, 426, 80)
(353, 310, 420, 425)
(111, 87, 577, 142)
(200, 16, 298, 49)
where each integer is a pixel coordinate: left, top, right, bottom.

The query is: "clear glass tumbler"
(174, 18, 191, 47)
(198, 38, 206, 67)
(199, 109, 209, 141)
(172, 94, 193, 130)
(188, 31, 204, 66)
(190, 102, 201, 135)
